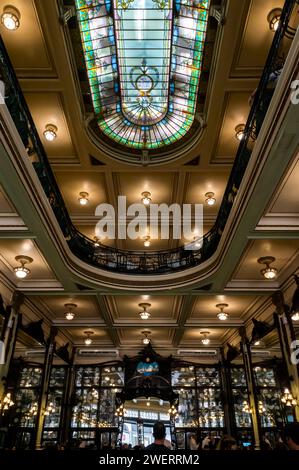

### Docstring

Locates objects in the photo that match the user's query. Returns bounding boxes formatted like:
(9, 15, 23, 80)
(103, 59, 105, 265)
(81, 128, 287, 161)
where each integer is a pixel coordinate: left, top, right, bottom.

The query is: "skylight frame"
(75, 0, 210, 150)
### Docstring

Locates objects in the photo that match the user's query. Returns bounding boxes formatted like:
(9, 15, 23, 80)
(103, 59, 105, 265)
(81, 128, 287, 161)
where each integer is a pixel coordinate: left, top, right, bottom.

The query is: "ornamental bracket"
(210, 6, 226, 26)
(60, 6, 76, 25)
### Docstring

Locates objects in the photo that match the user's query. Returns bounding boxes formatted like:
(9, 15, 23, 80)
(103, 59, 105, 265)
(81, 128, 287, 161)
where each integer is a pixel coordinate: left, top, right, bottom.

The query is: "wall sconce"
(267, 8, 282, 31)
(64, 303, 77, 321)
(258, 256, 278, 280)
(281, 388, 297, 407)
(44, 402, 56, 416)
(216, 303, 229, 321)
(115, 404, 126, 418)
(13, 256, 33, 279)
(1, 5, 21, 31)
(0, 392, 14, 414)
(242, 401, 252, 414)
(139, 303, 151, 320)
(168, 404, 178, 418)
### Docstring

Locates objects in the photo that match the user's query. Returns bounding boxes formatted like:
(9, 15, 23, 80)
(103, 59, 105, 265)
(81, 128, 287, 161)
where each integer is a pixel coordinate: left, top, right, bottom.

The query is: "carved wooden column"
(0, 292, 24, 400)
(240, 329, 261, 449)
(59, 347, 76, 446)
(272, 290, 299, 421)
(35, 326, 57, 448)
(219, 348, 235, 437)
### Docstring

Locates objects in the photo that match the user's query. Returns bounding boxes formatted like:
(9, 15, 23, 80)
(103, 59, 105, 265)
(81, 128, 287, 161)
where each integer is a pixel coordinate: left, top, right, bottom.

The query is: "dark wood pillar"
(240, 329, 261, 449)
(272, 291, 299, 421)
(35, 326, 57, 448)
(0, 292, 24, 400)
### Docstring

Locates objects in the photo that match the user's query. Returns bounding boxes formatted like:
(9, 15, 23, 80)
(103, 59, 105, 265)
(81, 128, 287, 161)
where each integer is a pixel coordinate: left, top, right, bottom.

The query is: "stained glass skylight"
(75, 0, 210, 149)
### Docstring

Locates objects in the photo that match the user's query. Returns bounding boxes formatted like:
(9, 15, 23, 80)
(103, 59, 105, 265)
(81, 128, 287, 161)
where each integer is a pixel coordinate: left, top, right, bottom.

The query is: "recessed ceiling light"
(235, 124, 246, 141)
(258, 256, 278, 280)
(200, 331, 210, 345)
(141, 191, 152, 206)
(84, 331, 94, 346)
(267, 8, 282, 31)
(13, 256, 33, 279)
(43, 124, 58, 142)
(78, 192, 89, 206)
(139, 303, 151, 320)
(205, 192, 216, 206)
(216, 303, 229, 321)
(1, 6, 20, 31)
(64, 303, 77, 321)
(254, 341, 261, 346)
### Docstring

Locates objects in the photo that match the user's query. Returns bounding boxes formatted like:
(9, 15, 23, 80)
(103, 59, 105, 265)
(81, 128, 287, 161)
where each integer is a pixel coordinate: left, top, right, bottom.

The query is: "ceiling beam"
(95, 295, 120, 348)
(173, 295, 197, 347)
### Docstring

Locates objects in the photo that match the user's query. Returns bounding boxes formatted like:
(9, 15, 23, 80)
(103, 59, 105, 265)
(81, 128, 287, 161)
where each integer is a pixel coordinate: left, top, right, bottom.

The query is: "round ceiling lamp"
(205, 192, 216, 206)
(235, 124, 246, 141)
(43, 124, 58, 142)
(142, 330, 151, 345)
(139, 303, 151, 320)
(78, 192, 89, 206)
(13, 255, 33, 279)
(84, 331, 94, 346)
(216, 303, 229, 321)
(200, 331, 210, 345)
(258, 256, 278, 280)
(1, 6, 21, 31)
(64, 303, 77, 321)
(141, 191, 152, 206)
(143, 235, 151, 248)
(267, 8, 282, 32)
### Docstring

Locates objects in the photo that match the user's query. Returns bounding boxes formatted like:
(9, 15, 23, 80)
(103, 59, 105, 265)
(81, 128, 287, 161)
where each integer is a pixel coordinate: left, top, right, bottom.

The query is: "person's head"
(285, 424, 299, 450)
(153, 421, 166, 441)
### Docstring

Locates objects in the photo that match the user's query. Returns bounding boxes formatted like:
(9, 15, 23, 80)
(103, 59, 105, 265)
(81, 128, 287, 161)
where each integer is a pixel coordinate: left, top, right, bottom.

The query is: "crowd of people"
(39, 421, 299, 452)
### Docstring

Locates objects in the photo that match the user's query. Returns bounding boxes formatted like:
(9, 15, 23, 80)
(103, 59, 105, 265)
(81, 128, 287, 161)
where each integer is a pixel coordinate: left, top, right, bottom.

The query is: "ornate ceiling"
(0, 0, 298, 359)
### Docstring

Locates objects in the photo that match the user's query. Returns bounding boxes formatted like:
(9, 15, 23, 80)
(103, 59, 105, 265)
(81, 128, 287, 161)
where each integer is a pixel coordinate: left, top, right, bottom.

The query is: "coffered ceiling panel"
(184, 171, 229, 211)
(61, 327, 112, 345)
(116, 173, 175, 206)
(119, 328, 174, 345)
(234, 239, 299, 280)
(76, 225, 116, 248)
(54, 172, 107, 215)
(190, 295, 258, 319)
(0, 238, 55, 279)
(111, 295, 181, 321)
(0, 0, 55, 75)
(269, 154, 299, 214)
(24, 92, 76, 162)
(214, 92, 251, 161)
(0, 187, 16, 213)
(181, 328, 227, 344)
(231, 0, 284, 76)
(30, 295, 102, 321)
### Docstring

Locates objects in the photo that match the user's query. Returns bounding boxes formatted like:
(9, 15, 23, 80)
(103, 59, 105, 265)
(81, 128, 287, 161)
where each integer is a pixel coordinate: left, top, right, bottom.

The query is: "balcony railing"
(0, 0, 297, 275)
